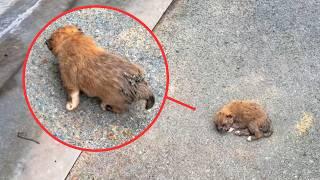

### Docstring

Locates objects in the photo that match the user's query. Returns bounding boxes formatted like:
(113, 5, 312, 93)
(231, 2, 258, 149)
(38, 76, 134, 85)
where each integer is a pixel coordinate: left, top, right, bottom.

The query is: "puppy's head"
(214, 109, 234, 133)
(45, 25, 82, 55)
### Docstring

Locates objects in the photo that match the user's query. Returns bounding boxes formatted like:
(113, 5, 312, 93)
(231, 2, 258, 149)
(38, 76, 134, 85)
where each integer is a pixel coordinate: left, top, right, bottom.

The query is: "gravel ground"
(68, 0, 320, 179)
(25, 8, 166, 149)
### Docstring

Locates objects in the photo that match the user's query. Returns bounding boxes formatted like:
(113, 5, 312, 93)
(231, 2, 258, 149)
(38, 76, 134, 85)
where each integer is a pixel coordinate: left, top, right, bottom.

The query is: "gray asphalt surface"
(67, 0, 320, 179)
(25, 8, 166, 149)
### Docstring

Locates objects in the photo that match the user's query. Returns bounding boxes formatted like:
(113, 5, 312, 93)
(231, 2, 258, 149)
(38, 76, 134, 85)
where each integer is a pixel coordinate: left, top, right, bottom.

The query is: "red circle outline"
(22, 5, 170, 152)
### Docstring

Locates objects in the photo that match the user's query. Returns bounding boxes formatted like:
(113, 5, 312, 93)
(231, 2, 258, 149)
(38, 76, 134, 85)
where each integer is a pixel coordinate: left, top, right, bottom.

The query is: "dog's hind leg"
(234, 129, 250, 136)
(247, 122, 263, 141)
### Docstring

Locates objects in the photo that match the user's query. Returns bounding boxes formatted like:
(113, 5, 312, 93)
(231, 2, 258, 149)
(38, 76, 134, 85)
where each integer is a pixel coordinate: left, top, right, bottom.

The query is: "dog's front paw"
(234, 130, 241, 135)
(100, 103, 106, 111)
(66, 102, 76, 111)
(247, 136, 253, 142)
(228, 127, 235, 132)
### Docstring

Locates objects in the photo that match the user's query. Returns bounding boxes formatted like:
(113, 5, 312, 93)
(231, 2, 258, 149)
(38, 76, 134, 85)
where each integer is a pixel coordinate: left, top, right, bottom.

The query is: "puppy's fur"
(214, 100, 273, 141)
(46, 25, 155, 113)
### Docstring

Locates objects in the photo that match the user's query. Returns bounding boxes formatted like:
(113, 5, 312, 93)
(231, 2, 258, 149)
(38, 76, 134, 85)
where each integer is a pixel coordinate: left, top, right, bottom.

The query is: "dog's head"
(45, 25, 83, 55)
(214, 109, 234, 133)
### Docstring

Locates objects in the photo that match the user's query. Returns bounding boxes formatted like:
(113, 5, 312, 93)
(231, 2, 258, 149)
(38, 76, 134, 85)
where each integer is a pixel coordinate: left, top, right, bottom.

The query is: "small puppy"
(45, 25, 155, 113)
(214, 100, 273, 141)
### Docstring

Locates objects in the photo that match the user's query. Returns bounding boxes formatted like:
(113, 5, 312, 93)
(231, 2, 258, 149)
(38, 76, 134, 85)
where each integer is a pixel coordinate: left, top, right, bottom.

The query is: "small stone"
(122, 129, 133, 137)
(107, 132, 117, 140)
(41, 59, 48, 64)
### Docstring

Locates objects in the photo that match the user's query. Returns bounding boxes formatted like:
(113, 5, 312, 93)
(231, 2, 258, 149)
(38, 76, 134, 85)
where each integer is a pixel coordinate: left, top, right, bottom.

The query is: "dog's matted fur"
(214, 100, 273, 141)
(46, 25, 155, 113)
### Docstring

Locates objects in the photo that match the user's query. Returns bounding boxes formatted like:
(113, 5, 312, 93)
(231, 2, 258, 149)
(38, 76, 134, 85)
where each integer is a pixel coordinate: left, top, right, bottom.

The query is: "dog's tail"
(263, 118, 273, 137)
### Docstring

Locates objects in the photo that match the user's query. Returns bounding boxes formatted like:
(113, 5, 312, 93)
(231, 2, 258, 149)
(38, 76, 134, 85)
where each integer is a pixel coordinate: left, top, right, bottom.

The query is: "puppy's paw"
(228, 127, 235, 132)
(247, 136, 252, 142)
(234, 130, 241, 135)
(66, 102, 76, 111)
(100, 103, 106, 111)
(101, 103, 113, 111)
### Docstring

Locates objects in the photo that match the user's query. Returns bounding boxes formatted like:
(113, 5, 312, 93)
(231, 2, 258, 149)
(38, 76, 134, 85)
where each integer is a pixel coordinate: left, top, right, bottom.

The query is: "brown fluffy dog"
(45, 25, 155, 113)
(214, 100, 273, 141)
